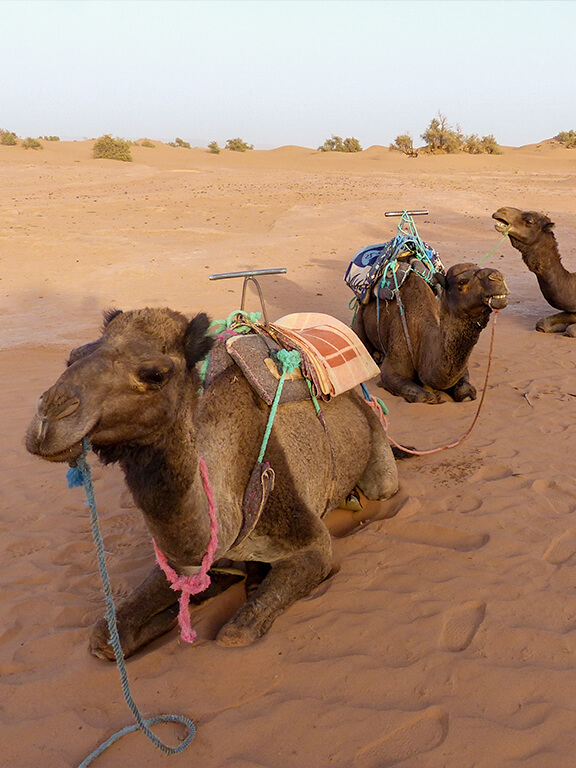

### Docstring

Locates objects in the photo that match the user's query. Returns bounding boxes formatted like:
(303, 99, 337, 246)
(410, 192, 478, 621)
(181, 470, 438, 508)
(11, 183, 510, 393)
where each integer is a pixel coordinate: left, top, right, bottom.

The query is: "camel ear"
(543, 219, 555, 233)
(102, 308, 123, 328)
(184, 313, 214, 370)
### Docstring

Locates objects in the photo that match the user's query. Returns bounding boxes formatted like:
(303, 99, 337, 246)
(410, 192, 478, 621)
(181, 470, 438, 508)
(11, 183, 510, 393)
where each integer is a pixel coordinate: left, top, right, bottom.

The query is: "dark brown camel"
(352, 264, 509, 404)
(26, 308, 399, 659)
(493, 206, 576, 335)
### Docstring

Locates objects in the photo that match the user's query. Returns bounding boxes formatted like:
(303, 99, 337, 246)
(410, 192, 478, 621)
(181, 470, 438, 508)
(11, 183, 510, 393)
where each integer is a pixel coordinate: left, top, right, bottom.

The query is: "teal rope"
(477, 228, 509, 265)
(257, 349, 301, 462)
(67, 439, 196, 767)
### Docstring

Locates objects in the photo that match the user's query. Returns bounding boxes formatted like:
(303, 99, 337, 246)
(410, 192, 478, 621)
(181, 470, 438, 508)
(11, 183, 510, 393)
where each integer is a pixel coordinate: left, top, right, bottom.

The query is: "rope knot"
(276, 348, 301, 374)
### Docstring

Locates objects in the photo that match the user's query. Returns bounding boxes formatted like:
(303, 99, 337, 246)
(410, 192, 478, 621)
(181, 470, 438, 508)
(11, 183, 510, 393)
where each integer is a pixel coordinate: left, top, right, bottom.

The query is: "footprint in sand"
(388, 521, 489, 551)
(354, 706, 448, 766)
(439, 600, 486, 651)
(543, 529, 576, 565)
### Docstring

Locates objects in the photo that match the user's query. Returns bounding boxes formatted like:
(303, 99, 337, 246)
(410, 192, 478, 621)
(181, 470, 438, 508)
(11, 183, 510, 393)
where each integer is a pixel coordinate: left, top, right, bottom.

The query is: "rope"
(383, 310, 500, 455)
(477, 228, 509, 265)
(153, 456, 218, 644)
(66, 440, 196, 766)
(257, 348, 301, 462)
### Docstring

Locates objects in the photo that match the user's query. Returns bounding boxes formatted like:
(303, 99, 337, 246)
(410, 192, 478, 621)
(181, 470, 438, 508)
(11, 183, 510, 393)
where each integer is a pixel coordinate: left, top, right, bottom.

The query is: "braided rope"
(67, 440, 196, 766)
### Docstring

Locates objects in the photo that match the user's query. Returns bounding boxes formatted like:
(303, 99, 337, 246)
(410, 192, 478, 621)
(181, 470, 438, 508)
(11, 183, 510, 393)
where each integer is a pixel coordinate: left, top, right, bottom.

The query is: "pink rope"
(153, 456, 219, 643)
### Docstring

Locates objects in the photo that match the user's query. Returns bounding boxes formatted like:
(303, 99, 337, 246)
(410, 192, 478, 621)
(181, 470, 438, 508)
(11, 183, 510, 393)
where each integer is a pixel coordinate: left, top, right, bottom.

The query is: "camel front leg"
(217, 528, 332, 647)
(536, 311, 576, 334)
(447, 369, 477, 402)
(379, 359, 442, 404)
(89, 564, 244, 660)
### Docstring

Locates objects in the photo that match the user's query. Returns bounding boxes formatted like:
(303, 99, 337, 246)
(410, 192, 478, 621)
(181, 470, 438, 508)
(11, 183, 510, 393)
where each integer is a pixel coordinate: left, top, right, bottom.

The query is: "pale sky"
(2, 0, 575, 149)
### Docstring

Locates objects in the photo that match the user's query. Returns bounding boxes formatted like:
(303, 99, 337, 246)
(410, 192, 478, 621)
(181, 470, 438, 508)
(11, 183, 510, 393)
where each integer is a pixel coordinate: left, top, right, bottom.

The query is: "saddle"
(203, 314, 379, 546)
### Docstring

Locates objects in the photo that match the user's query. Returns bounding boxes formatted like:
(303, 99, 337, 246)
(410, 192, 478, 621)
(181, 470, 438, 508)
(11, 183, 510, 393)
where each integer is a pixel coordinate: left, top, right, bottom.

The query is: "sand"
(2, 138, 576, 768)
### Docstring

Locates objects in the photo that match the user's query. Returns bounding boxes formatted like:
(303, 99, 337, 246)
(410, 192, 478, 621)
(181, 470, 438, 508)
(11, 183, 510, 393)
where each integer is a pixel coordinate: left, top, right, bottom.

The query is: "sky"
(1, 0, 575, 149)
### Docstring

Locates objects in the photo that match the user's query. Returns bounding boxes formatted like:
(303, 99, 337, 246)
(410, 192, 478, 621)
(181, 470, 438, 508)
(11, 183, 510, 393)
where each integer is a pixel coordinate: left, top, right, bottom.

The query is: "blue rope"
(67, 439, 196, 767)
(257, 349, 301, 462)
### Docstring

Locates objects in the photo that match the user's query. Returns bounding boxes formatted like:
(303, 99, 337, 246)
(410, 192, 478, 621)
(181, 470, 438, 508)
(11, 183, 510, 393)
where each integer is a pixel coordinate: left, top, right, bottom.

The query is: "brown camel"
(26, 307, 399, 659)
(352, 263, 509, 404)
(493, 206, 576, 335)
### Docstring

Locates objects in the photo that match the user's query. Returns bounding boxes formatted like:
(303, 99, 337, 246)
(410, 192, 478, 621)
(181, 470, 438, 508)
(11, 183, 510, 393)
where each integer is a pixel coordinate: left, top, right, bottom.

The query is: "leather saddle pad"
(203, 330, 311, 406)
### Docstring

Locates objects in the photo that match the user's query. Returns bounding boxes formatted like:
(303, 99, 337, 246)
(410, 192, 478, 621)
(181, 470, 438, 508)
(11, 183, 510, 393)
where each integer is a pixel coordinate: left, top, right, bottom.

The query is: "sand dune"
(2, 139, 576, 767)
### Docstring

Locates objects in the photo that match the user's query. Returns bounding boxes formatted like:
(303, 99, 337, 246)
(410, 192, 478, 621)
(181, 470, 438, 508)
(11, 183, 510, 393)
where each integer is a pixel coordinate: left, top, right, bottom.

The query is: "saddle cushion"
(269, 313, 380, 398)
(203, 331, 311, 406)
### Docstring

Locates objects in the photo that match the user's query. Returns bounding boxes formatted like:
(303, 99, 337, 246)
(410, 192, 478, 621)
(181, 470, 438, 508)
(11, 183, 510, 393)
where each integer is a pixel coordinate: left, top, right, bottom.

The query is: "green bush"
(225, 137, 254, 152)
(168, 137, 191, 148)
(22, 137, 43, 150)
(421, 113, 463, 154)
(555, 130, 576, 148)
(478, 134, 502, 154)
(207, 140, 221, 154)
(0, 129, 18, 146)
(140, 139, 155, 148)
(389, 133, 418, 156)
(92, 134, 132, 162)
(319, 134, 362, 152)
(343, 137, 362, 152)
(41, 135, 60, 141)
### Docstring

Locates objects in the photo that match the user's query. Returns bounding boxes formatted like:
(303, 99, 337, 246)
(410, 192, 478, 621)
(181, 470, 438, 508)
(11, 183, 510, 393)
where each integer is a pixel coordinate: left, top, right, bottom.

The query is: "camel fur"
(493, 206, 576, 336)
(352, 263, 509, 404)
(26, 307, 399, 659)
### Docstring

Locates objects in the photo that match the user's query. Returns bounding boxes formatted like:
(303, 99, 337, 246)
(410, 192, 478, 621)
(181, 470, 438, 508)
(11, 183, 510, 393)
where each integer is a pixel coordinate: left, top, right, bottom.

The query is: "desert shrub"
(389, 133, 418, 156)
(343, 137, 362, 152)
(479, 134, 502, 154)
(41, 135, 60, 141)
(319, 134, 362, 152)
(92, 134, 132, 162)
(421, 113, 463, 154)
(0, 129, 18, 146)
(140, 139, 155, 148)
(207, 140, 221, 154)
(22, 137, 43, 150)
(225, 137, 254, 152)
(462, 133, 501, 155)
(319, 135, 344, 152)
(555, 130, 576, 148)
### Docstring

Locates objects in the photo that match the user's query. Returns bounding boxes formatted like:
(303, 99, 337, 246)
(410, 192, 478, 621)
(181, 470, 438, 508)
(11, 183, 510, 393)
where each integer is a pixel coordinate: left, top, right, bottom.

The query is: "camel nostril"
(53, 397, 81, 420)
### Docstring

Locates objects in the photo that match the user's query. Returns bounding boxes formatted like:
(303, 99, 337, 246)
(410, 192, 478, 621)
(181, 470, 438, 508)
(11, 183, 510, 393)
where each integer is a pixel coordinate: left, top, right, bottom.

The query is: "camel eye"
(137, 364, 171, 389)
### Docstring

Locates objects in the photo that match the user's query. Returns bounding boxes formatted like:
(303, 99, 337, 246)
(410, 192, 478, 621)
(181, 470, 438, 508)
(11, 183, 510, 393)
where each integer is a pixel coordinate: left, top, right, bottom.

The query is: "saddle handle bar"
(384, 210, 429, 217)
(209, 268, 287, 327)
(209, 268, 287, 280)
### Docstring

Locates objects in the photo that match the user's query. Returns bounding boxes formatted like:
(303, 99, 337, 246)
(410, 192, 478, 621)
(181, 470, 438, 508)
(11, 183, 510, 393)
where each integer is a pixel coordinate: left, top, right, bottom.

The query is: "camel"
(26, 307, 399, 659)
(352, 263, 509, 404)
(492, 206, 576, 335)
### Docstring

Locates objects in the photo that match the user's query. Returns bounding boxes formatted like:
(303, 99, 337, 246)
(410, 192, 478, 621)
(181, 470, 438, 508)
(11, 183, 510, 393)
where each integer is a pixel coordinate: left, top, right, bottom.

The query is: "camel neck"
(518, 234, 564, 277)
(116, 421, 214, 566)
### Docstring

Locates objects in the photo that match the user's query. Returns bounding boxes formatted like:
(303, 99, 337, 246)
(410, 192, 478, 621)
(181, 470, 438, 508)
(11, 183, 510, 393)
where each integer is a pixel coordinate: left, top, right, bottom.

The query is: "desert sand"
(2, 138, 576, 768)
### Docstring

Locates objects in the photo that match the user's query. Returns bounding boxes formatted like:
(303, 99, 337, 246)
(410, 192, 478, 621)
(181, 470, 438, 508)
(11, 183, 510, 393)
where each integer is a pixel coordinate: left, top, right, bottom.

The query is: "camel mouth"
(493, 219, 509, 233)
(485, 294, 508, 310)
(35, 440, 85, 464)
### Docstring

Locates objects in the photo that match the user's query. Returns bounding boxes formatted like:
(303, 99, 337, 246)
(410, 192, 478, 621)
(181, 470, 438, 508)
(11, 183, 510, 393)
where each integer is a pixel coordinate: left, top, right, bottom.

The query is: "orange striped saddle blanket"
(267, 312, 379, 399)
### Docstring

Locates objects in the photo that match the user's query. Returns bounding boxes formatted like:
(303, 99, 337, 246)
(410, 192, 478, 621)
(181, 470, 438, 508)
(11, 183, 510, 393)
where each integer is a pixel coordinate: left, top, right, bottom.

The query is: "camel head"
(492, 207, 555, 251)
(444, 263, 509, 319)
(26, 308, 214, 464)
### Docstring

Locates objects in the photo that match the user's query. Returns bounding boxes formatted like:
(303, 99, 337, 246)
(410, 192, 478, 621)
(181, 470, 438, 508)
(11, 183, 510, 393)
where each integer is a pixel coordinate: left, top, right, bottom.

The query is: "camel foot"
(89, 602, 179, 661)
(565, 324, 576, 337)
(216, 621, 262, 647)
(451, 383, 477, 402)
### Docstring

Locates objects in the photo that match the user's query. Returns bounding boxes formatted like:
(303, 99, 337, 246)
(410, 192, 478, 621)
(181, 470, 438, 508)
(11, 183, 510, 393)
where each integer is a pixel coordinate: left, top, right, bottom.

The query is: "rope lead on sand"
(67, 439, 196, 767)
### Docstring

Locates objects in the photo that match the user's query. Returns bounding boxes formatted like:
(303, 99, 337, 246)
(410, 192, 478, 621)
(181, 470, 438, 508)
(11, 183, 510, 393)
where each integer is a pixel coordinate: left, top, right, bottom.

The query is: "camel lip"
(493, 218, 510, 233)
(485, 294, 509, 310)
(34, 440, 85, 464)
